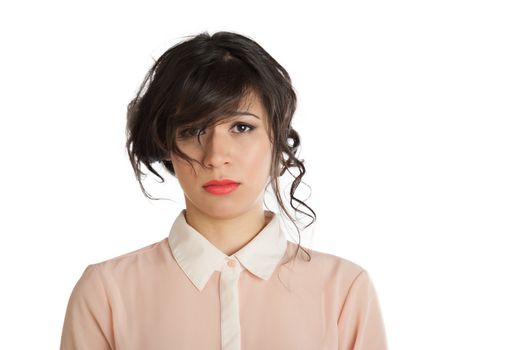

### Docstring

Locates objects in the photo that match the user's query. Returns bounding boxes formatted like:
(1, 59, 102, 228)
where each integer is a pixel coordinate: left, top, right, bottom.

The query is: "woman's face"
(168, 92, 273, 218)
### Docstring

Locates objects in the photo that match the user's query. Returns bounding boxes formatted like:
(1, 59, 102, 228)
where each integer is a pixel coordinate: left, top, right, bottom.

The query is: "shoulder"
(283, 240, 368, 290)
(285, 240, 365, 272)
(87, 237, 171, 278)
(66, 238, 172, 313)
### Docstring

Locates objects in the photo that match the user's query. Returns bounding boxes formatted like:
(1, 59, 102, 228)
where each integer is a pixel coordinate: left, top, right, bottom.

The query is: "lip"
(203, 181, 239, 195)
(202, 179, 240, 196)
(203, 179, 239, 187)
(203, 183, 239, 195)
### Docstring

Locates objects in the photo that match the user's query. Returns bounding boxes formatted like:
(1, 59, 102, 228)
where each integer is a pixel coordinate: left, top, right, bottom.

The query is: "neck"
(183, 203, 273, 256)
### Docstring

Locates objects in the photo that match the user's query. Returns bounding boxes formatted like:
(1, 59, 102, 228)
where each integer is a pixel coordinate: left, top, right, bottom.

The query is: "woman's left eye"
(232, 123, 255, 134)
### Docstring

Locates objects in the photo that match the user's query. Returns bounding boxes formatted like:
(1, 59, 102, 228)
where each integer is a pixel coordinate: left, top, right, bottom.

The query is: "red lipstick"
(203, 179, 240, 195)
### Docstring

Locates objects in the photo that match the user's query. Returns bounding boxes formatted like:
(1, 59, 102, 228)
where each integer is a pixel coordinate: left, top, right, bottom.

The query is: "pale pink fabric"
(60, 209, 388, 349)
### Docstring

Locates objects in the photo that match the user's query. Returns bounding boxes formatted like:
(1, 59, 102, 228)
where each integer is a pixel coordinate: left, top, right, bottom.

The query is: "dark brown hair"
(125, 31, 315, 263)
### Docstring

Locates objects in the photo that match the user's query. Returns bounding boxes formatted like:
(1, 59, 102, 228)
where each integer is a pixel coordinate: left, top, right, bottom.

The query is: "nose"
(200, 125, 231, 168)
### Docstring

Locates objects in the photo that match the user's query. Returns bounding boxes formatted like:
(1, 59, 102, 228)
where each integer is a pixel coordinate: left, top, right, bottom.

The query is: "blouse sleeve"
(60, 264, 114, 350)
(337, 269, 388, 350)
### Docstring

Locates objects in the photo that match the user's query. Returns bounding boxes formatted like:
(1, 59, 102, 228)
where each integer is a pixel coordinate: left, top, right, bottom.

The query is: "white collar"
(168, 209, 288, 291)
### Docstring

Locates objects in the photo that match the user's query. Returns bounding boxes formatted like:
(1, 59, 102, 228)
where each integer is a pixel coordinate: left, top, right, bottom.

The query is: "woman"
(60, 31, 388, 350)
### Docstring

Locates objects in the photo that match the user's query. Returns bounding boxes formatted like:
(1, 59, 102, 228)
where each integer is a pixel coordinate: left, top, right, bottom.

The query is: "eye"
(232, 122, 255, 134)
(178, 127, 205, 138)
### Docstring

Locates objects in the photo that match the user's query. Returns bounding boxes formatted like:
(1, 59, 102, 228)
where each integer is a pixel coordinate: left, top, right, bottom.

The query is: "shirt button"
(227, 259, 236, 267)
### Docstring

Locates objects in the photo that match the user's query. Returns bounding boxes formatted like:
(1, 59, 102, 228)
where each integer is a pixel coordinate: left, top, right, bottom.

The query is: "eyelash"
(178, 122, 256, 138)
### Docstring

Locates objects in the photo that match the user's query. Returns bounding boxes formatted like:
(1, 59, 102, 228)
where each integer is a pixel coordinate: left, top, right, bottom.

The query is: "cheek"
(172, 160, 197, 184)
(246, 143, 272, 174)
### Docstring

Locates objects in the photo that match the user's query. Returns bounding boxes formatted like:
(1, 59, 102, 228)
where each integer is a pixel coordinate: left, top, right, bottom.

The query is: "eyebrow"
(230, 111, 261, 120)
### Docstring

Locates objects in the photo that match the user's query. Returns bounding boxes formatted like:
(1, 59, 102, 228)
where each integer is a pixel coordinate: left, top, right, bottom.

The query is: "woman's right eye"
(178, 127, 204, 138)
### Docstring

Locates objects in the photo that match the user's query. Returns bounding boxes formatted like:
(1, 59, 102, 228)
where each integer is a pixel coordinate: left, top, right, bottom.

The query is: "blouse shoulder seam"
(86, 263, 112, 301)
(80, 264, 114, 349)
(336, 268, 367, 323)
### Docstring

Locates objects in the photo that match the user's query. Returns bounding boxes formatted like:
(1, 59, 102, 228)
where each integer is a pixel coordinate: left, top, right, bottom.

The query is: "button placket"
(219, 257, 242, 350)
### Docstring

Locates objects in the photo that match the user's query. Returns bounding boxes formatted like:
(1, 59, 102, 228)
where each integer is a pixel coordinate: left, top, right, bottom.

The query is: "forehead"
(235, 91, 267, 120)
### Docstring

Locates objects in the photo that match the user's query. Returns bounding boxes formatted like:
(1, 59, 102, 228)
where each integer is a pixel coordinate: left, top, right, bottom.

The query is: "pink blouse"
(60, 209, 388, 349)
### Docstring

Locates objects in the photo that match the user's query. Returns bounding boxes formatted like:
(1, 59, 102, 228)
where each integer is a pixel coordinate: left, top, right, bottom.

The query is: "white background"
(1, 0, 525, 349)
